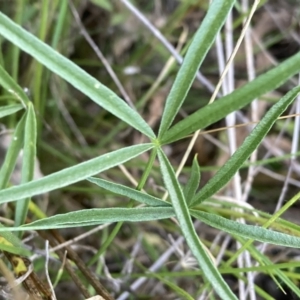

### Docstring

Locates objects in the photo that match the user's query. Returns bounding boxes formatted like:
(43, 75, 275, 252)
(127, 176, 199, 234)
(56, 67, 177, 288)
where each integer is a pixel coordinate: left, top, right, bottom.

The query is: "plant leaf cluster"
(1, 1, 300, 299)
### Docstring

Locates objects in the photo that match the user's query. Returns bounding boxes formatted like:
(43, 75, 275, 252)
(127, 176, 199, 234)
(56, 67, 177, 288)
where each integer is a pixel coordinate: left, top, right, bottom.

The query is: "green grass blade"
(158, 0, 235, 138)
(183, 155, 200, 206)
(157, 148, 237, 300)
(0, 207, 175, 231)
(15, 103, 37, 230)
(0, 103, 23, 118)
(33, 0, 48, 119)
(234, 235, 300, 298)
(51, 0, 68, 49)
(149, 274, 194, 300)
(191, 210, 300, 248)
(192, 86, 300, 206)
(87, 177, 171, 207)
(162, 52, 300, 144)
(0, 143, 153, 203)
(227, 192, 300, 264)
(0, 12, 155, 139)
(11, 0, 24, 81)
(0, 113, 26, 189)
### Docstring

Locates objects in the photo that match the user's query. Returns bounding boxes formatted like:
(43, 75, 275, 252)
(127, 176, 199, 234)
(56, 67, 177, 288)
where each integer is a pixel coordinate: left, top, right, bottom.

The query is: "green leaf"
(0, 242, 30, 256)
(157, 148, 237, 300)
(0, 12, 155, 139)
(158, 0, 236, 137)
(0, 143, 153, 203)
(0, 207, 175, 231)
(20, 103, 37, 185)
(162, 51, 300, 144)
(0, 62, 30, 107)
(0, 114, 26, 189)
(0, 103, 23, 118)
(191, 210, 300, 248)
(191, 86, 300, 206)
(183, 155, 200, 206)
(15, 103, 37, 229)
(87, 177, 171, 207)
(0, 224, 31, 256)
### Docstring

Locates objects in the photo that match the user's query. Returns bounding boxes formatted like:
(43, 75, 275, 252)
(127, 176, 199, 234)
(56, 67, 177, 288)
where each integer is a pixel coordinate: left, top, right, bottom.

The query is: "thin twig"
(45, 240, 57, 300)
(31, 224, 110, 261)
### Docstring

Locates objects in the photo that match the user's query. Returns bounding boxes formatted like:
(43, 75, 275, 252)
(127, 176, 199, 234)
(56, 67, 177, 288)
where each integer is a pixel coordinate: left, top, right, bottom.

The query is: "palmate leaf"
(0, 144, 153, 203)
(0, 12, 155, 139)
